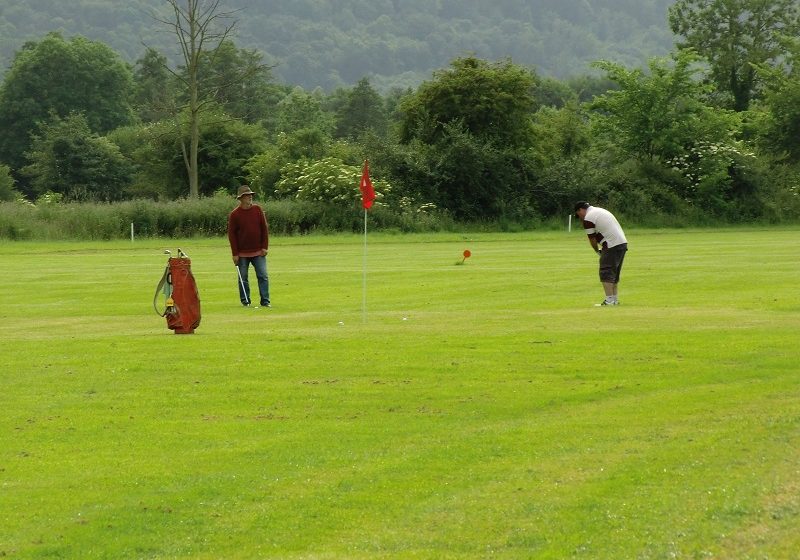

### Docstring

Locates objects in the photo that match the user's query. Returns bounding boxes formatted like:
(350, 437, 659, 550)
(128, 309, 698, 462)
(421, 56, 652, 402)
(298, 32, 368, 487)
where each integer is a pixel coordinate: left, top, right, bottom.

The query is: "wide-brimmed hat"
(237, 185, 256, 198)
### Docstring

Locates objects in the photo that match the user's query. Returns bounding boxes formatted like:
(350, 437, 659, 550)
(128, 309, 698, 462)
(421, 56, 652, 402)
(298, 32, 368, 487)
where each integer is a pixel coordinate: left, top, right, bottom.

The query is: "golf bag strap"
(153, 263, 171, 317)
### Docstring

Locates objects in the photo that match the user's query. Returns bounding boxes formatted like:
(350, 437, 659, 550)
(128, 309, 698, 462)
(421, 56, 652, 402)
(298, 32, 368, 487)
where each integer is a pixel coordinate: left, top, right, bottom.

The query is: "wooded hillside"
(0, 0, 675, 90)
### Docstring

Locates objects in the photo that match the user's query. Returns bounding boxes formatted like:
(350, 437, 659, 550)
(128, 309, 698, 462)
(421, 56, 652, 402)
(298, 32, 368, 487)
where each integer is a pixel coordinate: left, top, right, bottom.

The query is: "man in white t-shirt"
(574, 201, 628, 306)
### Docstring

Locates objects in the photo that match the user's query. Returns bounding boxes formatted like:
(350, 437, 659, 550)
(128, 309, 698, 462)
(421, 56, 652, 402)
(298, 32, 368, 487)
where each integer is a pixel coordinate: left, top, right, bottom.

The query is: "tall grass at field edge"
(0, 196, 455, 241)
(1, 196, 797, 241)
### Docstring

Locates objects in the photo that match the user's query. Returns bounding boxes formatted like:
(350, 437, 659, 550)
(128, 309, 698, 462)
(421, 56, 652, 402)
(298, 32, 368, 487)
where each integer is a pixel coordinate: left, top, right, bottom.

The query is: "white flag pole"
(362, 207, 368, 323)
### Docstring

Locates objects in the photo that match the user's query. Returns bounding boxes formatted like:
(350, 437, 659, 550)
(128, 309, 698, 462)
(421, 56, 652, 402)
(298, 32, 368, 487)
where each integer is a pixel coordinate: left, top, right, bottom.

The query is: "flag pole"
(362, 207, 368, 323)
(359, 159, 375, 324)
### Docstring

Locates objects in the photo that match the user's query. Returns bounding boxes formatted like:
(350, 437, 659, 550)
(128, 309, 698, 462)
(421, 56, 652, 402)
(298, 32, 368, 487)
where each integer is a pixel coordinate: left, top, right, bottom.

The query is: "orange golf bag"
(154, 251, 201, 334)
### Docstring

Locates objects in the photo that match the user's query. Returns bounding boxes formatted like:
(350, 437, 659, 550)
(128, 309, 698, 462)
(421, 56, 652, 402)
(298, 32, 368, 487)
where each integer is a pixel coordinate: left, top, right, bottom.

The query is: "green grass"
(1, 228, 799, 559)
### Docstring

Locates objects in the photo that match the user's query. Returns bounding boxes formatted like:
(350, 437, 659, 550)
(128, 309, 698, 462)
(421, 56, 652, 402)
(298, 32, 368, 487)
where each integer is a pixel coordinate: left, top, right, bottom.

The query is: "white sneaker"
(595, 300, 619, 307)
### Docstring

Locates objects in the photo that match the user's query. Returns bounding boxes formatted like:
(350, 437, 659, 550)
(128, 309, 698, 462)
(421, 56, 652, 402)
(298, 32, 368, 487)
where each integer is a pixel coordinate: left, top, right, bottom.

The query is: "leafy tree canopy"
(0, 32, 134, 172)
(399, 56, 537, 148)
(133, 47, 175, 124)
(112, 107, 267, 200)
(590, 49, 750, 213)
(669, 0, 800, 111)
(334, 77, 388, 139)
(590, 49, 735, 161)
(190, 39, 281, 124)
(754, 38, 800, 162)
(21, 112, 133, 202)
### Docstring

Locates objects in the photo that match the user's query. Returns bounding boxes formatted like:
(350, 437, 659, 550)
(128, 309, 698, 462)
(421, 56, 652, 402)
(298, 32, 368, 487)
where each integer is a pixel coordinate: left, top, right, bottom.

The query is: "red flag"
(359, 159, 376, 210)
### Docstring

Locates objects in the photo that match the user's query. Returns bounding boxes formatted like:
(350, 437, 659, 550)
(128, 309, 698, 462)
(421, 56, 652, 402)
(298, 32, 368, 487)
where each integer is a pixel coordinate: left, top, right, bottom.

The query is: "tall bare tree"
(154, 0, 237, 198)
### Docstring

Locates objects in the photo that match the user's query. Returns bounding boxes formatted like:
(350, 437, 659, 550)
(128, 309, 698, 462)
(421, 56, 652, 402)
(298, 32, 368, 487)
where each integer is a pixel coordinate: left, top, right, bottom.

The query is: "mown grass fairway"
(1, 229, 799, 559)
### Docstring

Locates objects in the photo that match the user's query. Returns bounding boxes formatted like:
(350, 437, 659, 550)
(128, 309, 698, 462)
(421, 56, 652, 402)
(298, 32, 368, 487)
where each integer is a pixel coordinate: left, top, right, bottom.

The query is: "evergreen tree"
(334, 77, 388, 139)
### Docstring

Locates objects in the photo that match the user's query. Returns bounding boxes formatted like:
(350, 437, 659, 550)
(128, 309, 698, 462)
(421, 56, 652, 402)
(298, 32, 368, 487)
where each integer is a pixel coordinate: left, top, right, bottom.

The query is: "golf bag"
(154, 254, 201, 334)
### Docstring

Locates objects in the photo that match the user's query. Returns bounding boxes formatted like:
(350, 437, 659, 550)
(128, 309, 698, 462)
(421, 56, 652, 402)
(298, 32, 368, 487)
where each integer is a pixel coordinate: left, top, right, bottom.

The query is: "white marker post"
(568, 214, 572, 232)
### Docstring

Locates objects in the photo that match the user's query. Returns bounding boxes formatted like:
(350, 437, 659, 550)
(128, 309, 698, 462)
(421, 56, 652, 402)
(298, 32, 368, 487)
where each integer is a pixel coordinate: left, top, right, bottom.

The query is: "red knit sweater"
(227, 205, 269, 256)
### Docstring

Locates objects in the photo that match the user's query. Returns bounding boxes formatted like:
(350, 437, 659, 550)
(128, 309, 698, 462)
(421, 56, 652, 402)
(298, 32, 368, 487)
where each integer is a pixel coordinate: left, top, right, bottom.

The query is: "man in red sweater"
(227, 185, 270, 307)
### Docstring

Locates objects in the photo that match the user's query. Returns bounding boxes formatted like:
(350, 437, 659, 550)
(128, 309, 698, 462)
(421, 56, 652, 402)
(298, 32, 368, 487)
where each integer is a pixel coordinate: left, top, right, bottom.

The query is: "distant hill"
(0, 0, 677, 91)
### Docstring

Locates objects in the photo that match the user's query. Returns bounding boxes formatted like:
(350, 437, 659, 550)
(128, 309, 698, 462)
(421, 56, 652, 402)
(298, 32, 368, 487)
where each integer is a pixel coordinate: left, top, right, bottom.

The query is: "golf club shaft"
(236, 263, 250, 305)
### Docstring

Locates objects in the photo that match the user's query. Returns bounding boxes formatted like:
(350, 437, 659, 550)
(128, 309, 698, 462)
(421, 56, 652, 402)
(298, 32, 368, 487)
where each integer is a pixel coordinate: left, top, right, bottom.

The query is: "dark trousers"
(599, 244, 627, 283)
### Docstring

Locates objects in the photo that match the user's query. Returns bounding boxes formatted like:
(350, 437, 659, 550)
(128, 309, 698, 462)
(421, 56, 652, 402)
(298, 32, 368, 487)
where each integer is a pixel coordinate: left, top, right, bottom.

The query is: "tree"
(193, 39, 278, 124)
(399, 56, 537, 148)
(112, 108, 265, 200)
(534, 76, 575, 108)
(669, 0, 800, 111)
(590, 50, 751, 213)
(21, 113, 133, 202)
(108, 123, 176, 200)
(192, 112, 267, 195)
(531, 100, 590, 167)
(0, 164, 19, 202)
(423, 122, 537, 220)
(565, 75, 619, 103)
(0, 32, 134, 176)
(244, 128, 328, 196)
(334, 77, 389, 139)
(275, 87, 333, 136)
(590, 50, 736, 162)
(396, 56, 539, 219)
(133, 48, 176, 123)
(754, 39, 800, 162)
(154, 0, 240, 198)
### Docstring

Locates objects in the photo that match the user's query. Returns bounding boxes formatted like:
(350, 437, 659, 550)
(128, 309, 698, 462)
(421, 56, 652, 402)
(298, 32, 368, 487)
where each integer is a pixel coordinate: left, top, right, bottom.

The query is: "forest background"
(0, 0, 799, 238)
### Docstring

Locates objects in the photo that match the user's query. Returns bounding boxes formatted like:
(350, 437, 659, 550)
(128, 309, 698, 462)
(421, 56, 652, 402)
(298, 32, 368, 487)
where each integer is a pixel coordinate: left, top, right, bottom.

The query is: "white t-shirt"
(583, 206, 627, 248)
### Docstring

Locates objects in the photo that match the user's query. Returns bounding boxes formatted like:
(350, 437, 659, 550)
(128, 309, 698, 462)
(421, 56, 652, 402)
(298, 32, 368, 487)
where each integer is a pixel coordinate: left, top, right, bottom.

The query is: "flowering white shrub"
(275, 157, 390, 206)
(666, 140, 756, 201)
(398, 196, 437, 214)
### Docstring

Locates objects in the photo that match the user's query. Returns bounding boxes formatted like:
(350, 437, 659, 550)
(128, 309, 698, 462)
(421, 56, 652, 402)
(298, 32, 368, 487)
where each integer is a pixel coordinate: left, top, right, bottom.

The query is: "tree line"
(1, 0, 799, 225)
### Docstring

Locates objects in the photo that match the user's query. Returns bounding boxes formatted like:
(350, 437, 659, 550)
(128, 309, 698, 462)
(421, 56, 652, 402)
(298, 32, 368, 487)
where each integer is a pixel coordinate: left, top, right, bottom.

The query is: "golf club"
(236, 263, 250, 306)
